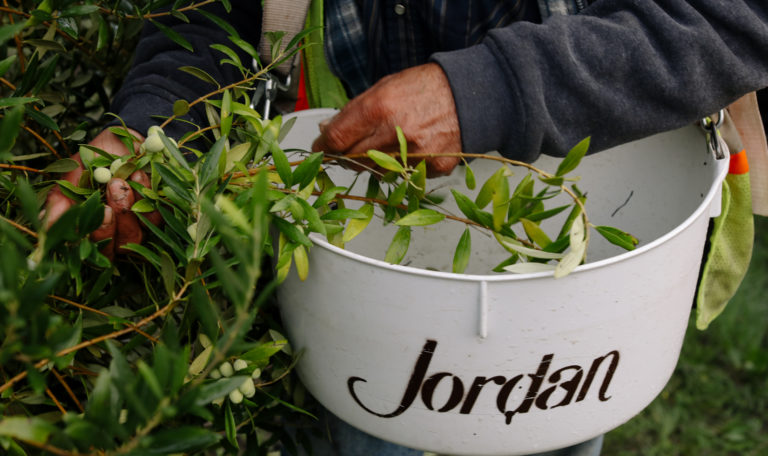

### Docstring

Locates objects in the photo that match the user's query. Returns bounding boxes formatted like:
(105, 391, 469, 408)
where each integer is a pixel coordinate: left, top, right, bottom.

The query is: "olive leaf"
(556, 137, 590, 177)
(494, 233, 566, 260)
(596, 225, 639, 251)
(367, 150, 405, 174)
(464, 163, 476, 190)
(388, 181, 408, 207)
(521, 218, 552, 248)
(297, 198, 327, 236)
(199, 136, 227, 189)
(43, 158, 80, 173)
(343, 203, 374, 242)
(395, 209, 445, 226)
(293, 244, 310, 281)
(492, 172, 510, 231)
(150, 19, 194, 52)
(131, 198, 155, 213)
(271, 142, 293, 187)
(396, 125, 408, 166)
(554, 214, 587, 278)
(451, 189, 493, 228)
(0, 417, 56, 444)
(385, 226, 411, 264)
(452, 228, 472, 273)
(292, 152, 324, 190)
(321, 208, 368, 221)
(225, 402, 238, 449)
(179, 66, 221, 87)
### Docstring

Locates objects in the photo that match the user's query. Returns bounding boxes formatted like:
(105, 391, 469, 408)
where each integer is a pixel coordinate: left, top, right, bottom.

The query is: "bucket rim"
(286, 109, 729, 283)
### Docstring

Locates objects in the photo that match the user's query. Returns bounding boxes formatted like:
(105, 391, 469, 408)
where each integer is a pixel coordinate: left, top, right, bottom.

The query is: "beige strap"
(727, 92, 768, 216)
(260, 0, 312, 77)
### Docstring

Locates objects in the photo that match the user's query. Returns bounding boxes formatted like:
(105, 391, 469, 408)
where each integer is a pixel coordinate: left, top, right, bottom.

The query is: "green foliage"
(0, 2, 318, 455)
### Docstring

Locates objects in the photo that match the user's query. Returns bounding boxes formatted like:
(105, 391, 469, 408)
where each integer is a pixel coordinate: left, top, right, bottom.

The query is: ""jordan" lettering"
(347, 339, 619, 424)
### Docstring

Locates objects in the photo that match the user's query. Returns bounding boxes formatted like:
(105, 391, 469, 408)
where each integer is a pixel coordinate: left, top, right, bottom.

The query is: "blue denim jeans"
(284, 411, 603, 456)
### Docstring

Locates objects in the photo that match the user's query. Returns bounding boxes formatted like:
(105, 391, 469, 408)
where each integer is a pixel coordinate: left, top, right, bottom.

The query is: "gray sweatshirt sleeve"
(432, 0, 768, 162)
(109, 2, 262, 140)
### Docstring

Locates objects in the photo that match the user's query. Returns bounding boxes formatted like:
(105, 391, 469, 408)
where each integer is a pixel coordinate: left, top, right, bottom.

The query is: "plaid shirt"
(324, 0, 538, 96)
(324, 0, 588, 96)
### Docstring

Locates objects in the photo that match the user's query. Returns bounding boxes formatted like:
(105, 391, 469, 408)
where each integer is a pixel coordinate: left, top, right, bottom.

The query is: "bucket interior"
(282, 111, 722, 274)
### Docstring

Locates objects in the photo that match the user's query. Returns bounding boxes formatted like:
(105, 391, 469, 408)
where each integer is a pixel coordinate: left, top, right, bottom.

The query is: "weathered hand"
(45, 128, 160, 260)
(311, 63, 462, 177)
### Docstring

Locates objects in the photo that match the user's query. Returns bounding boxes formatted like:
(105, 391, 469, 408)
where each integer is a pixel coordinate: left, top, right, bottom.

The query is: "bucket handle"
(478, 281, 489, 339)
(699, 110, 729, 218)
(700, 110, 727, 161)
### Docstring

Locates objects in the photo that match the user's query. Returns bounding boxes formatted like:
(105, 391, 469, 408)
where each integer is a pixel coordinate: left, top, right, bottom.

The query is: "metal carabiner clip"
(250, 58, 295, 120)
(260, 72, 293, 120)
(699, 109, 726, 160)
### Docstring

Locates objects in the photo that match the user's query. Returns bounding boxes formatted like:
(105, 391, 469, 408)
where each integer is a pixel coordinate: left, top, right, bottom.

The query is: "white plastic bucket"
(277, 109, 728, 455)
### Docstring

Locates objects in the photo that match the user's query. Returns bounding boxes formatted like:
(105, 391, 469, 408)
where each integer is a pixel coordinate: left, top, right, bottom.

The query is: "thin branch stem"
(177, 123, 221, 146)
(0, 214, 38, 238)
(110, 397, 171, 455)
(157, 44, 307, 130)
(340, 151, 592, 228)
(52, 367, 84, 413)
(48, 294, 159, 343)
(0, 282, 191, 394)
(99, 0, 216, 20)
(159, 68, 269, 130)
(0, 6, 123, 75)
(1, 2, 26, 72)
(0, 76, 15, 90)
(45, 387, 68, 415)
(13, 438, 77, 456)
(22, 123, 61, 158)
(0, 73, 68, 154)
(0, 163, 43, 173)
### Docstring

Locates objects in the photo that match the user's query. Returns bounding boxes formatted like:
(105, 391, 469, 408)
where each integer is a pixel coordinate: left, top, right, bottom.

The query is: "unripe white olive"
(199, 333, 212, 348)
(147, 125, 164, 137)
(239, 378, 256, 398)
(110, 158, 124, 175)
(143, 134, 165, 153)
(209, 368, 221, 379)
(233, 359, 248, 372)
(93, 167, 112, 184)
(229, 389, 243, 404)
(251, 368, 261, 380)
(219, 361, 234, 377)
(187, 222, 198, 242)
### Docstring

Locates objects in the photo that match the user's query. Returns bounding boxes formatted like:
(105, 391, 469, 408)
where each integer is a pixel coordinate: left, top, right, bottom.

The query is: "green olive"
(93, 167, 112, 184)
(229, 389, 244, 404)
(143, 134, 165, 154)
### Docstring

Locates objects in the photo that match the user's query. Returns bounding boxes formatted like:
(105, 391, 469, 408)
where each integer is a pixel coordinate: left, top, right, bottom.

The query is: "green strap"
(303, 0, 349, 109)
(696, 149, 754, 329)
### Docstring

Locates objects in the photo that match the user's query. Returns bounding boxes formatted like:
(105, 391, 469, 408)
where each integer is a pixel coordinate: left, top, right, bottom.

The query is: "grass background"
(604, 215, 768, 455)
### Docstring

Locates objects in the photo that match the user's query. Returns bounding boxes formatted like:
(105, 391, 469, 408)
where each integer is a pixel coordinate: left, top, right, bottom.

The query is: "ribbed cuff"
(431, 44, 527, 160)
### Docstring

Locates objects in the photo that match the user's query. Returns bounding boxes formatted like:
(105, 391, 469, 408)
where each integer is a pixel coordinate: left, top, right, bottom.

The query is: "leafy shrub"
(0, 2, 320, 454)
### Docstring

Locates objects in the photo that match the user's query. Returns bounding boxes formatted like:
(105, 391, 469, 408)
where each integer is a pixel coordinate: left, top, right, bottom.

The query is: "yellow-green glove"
(696, 149, 754, 329)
